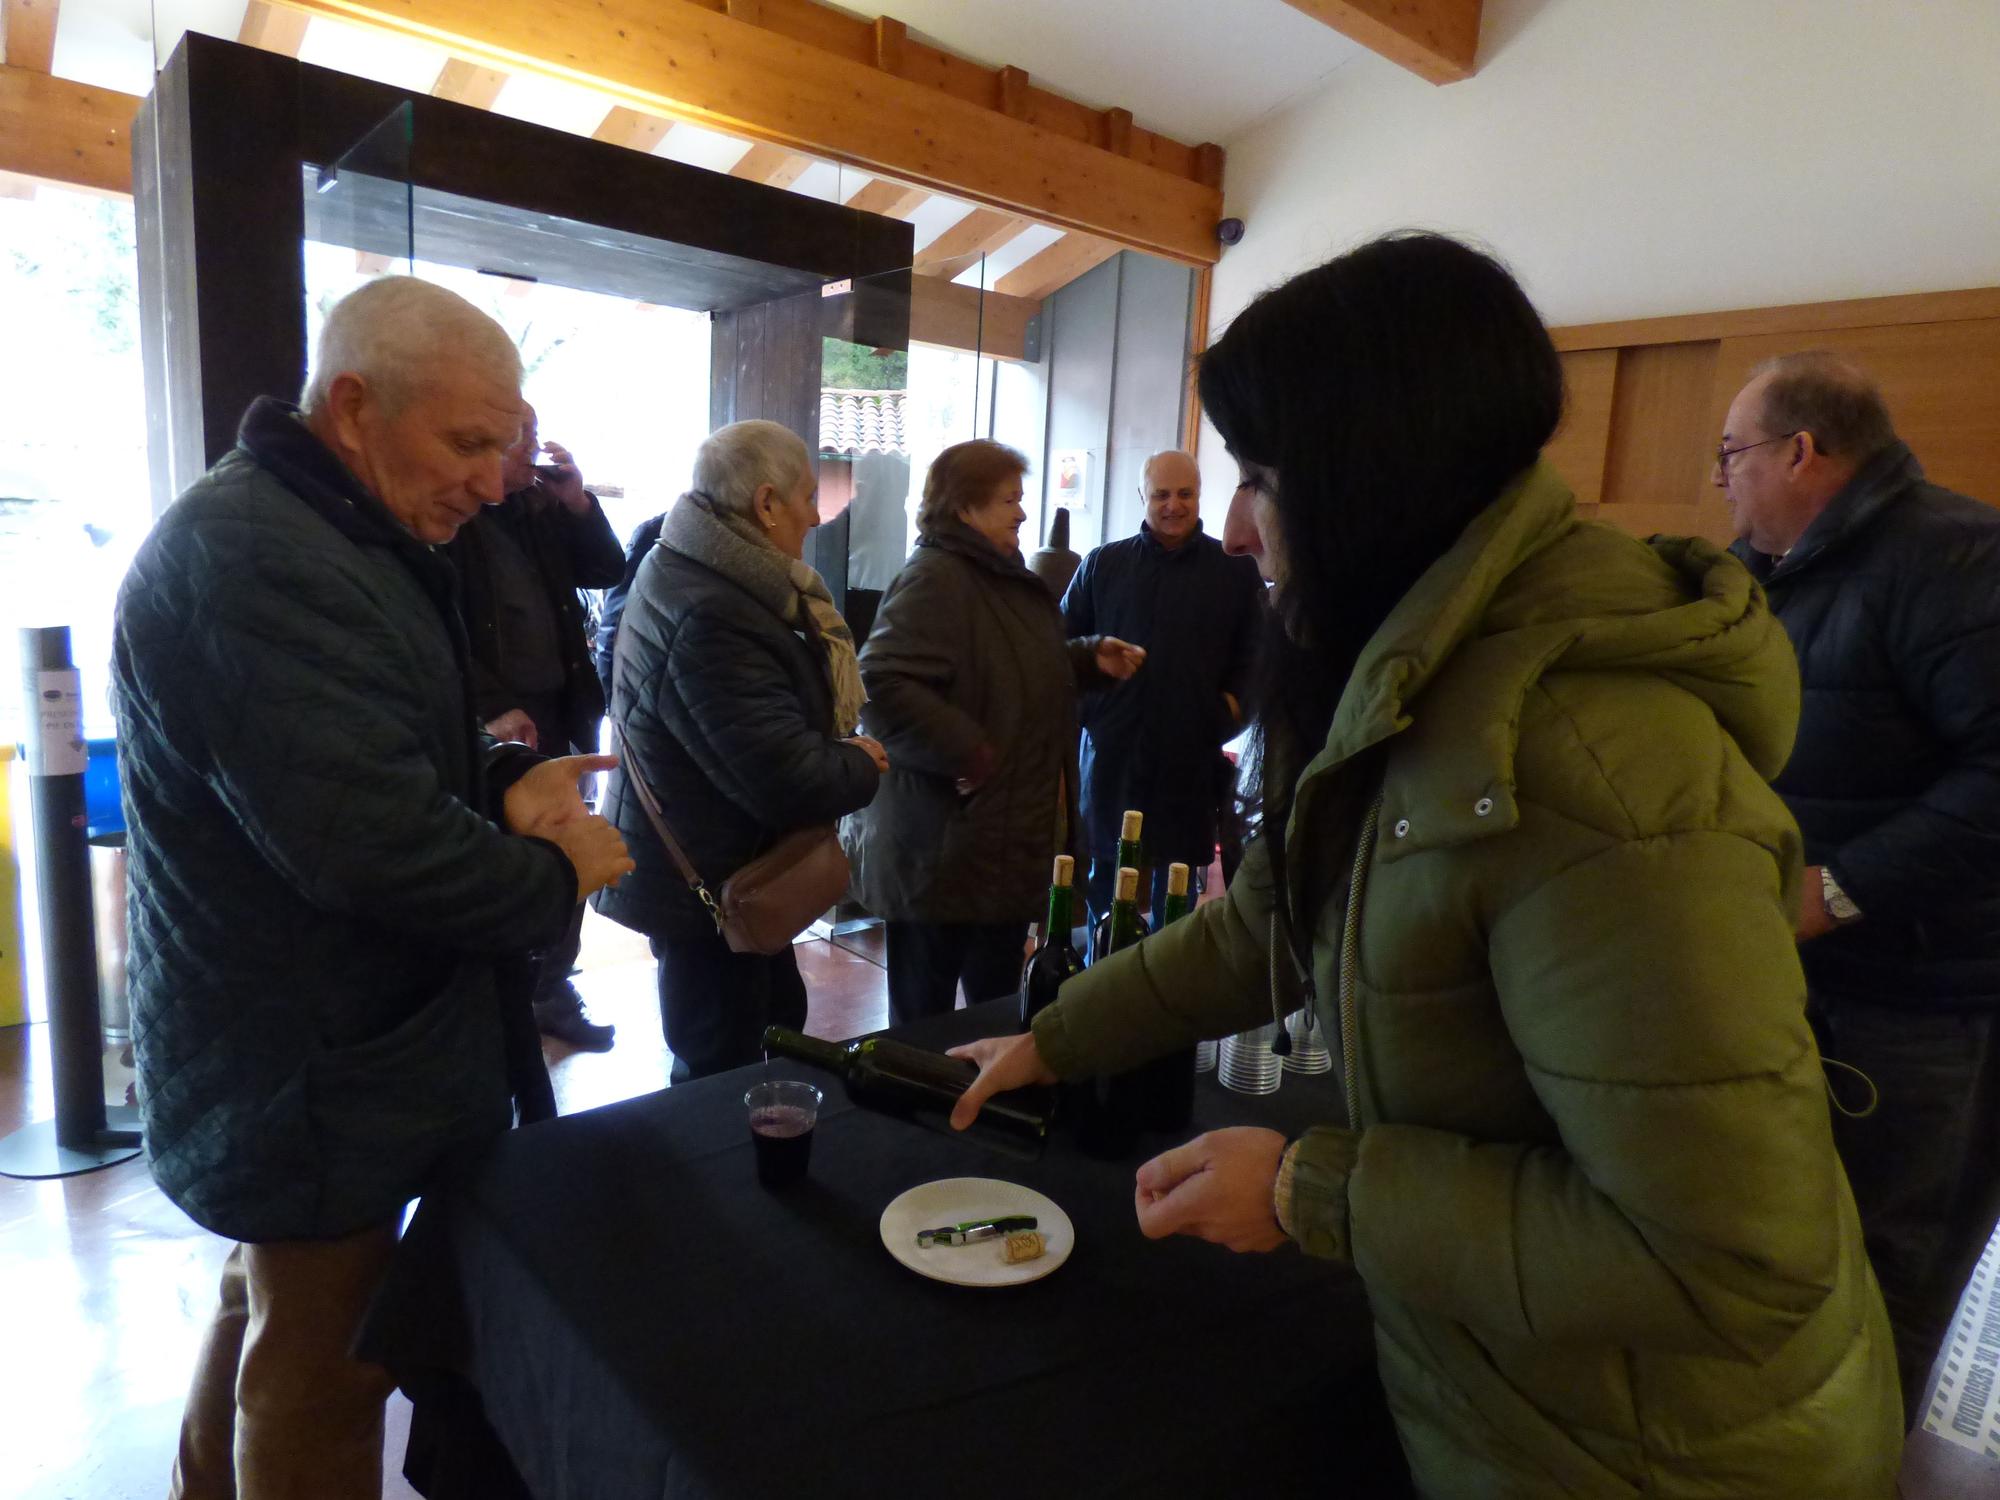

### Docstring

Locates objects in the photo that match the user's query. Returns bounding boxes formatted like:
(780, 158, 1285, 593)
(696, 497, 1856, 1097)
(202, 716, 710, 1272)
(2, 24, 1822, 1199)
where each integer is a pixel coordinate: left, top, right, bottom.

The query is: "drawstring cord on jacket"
(1822, 1055, 1880, 1119)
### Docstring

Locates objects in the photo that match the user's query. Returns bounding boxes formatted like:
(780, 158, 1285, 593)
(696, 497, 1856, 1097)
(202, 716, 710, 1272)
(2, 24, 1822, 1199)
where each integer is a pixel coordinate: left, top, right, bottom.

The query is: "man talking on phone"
(449, 402, 627, 1049)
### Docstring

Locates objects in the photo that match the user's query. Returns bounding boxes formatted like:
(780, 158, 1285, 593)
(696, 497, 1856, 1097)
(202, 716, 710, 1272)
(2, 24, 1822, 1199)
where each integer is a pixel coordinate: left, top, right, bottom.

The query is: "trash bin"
(88, 833, 129, 1045)
(84, 739, 128, 1046)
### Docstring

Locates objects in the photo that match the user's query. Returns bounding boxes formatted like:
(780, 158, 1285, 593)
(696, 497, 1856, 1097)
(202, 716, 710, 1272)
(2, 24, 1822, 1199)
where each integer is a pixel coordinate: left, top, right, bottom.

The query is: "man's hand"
(1133, 1127, 1290, 1253)
(504, 753, 618, 839)
(549, 814, 634, 900)
(844, 734, 890, 774)
(1095, 637, 1147, 680)
(485, 708, 539, 748)
(1798, 864, 1839, 942)
(946, 1032, 1058, 1131)
(536, 440, 589, 514)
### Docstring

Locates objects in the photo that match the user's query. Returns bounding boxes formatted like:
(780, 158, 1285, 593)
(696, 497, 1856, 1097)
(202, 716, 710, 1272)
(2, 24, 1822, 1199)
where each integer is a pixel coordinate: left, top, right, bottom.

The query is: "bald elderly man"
(1061, 450, 1266, 928)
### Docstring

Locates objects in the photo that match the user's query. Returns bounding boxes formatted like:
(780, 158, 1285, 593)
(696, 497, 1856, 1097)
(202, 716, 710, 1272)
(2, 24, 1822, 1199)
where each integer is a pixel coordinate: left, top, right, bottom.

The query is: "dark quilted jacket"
(594, 541, 881, 942)
(113, 399, 577, 1243)
(1732, 441, 2000, 1008)
(844, 523, 1104, 924)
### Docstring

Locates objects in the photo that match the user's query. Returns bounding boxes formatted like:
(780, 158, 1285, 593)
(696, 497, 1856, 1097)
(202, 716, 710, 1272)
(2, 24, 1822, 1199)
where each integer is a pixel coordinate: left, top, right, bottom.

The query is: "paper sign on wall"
(1051, 449, 1089, 509)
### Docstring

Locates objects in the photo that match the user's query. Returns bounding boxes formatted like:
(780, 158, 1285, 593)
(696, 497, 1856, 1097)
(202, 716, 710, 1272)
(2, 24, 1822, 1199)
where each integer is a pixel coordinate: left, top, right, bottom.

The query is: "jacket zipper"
(1337, 793, 1384, 1131)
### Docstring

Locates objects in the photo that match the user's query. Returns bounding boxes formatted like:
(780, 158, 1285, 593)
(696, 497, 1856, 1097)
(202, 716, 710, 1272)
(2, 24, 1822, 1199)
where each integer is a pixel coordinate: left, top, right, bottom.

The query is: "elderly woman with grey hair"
(596, 420, 887, 1078)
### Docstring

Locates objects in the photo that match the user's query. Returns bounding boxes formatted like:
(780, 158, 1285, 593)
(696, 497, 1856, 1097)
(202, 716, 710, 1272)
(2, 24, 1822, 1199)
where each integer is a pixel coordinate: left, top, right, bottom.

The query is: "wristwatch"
(1821, 866, 1863, 924)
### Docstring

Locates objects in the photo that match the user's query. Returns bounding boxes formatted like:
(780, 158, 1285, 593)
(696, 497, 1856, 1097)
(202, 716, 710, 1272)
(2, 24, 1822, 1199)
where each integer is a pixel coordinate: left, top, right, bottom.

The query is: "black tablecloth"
(361, 1002, 1412, 1498)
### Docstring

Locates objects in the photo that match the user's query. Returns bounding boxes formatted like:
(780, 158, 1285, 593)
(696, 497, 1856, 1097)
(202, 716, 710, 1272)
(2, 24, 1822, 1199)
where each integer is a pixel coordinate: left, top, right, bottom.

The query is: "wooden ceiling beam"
(994, 232, 1119, 301)
(870, 15, 904, 76)
(915, 207, 1028, 277)
(238, 0, 310, 56)
(906, 277, 1040, 363)
(2, 0, 59, 73)
(265, 0, 1222, 264)
(729, 140, 813, 188)
(592, 105, 673, 152)
(1281, 0, 1481, 85)
(844, 177, 926, 219)
(431, 56, 509, 108)
(0, 62, 135, 194)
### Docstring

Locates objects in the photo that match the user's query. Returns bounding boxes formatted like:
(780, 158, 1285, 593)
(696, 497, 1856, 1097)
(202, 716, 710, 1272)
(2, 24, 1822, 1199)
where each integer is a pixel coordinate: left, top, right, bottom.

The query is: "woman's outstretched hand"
(1094, 637, 1147, 680)
(946, 1032, 1057, 1130)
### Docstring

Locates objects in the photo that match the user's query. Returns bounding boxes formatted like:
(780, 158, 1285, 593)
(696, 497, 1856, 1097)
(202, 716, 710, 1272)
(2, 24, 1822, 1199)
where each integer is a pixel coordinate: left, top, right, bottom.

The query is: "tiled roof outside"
(819, 388, 906, 456)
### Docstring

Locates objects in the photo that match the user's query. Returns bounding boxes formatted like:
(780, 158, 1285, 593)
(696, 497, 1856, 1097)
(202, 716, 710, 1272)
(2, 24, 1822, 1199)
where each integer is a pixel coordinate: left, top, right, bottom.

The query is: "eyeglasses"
(1714, 432, 1799, 472)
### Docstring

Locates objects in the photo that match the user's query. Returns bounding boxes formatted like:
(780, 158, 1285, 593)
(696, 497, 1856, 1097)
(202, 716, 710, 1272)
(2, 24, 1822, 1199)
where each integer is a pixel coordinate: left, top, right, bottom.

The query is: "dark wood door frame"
(132, 31, 913, 511)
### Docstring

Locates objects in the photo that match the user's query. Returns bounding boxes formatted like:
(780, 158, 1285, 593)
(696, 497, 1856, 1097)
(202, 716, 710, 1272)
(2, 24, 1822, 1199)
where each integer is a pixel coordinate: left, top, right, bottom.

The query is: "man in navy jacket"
(1719, 350, 2000, 1419)
(1062, 450, 1265, 926)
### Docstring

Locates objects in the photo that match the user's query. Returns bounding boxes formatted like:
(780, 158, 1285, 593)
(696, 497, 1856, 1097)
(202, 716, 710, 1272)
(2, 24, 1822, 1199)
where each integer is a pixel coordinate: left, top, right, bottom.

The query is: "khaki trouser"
(170, 1223, 399, 1500)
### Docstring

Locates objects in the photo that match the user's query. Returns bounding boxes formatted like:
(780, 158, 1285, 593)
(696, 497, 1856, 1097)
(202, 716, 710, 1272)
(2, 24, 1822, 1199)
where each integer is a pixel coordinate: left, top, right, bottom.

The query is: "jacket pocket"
(306, 967, 509, 1229)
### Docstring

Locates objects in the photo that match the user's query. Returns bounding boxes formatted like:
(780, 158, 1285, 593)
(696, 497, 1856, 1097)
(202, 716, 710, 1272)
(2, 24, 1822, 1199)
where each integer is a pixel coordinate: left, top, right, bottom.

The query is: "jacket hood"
(1298, 461, 1799, 851)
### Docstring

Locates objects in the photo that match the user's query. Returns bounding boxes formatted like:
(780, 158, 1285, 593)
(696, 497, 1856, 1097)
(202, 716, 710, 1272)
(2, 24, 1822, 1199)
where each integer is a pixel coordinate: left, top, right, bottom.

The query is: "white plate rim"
(878, 1176, 1074, 1288)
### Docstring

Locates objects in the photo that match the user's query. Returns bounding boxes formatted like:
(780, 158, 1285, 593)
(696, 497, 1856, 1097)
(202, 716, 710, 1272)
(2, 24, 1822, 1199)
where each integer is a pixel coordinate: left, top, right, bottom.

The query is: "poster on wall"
(1050, 449, 1089, 509)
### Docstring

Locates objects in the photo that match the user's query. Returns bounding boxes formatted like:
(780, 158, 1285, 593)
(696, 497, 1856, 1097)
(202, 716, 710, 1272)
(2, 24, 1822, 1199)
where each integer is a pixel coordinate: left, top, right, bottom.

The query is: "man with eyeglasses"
(1716, 349, 2000, 1423)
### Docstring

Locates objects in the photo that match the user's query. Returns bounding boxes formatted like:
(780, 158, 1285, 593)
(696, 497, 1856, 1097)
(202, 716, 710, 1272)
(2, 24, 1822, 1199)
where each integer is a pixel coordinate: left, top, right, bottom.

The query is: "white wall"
(1199, 0, 2000, 494)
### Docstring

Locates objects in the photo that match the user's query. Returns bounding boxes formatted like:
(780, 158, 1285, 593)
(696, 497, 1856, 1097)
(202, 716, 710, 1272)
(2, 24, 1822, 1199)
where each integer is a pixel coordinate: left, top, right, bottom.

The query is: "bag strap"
(609, 622, 726, 932)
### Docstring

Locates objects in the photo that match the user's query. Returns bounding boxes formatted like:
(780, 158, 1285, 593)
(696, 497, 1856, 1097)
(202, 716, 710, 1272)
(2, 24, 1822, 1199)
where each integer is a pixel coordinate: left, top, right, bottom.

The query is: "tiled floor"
(4, 906, 1996, 1497)
(0, 909, 890, 1500)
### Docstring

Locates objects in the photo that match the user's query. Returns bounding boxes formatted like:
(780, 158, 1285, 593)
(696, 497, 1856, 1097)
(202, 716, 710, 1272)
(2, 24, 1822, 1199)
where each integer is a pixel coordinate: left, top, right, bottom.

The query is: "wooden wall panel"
(1710, 318, 2000, 511)
(1546, 348, 1615, 506)
(1597, 340, 1733, 545)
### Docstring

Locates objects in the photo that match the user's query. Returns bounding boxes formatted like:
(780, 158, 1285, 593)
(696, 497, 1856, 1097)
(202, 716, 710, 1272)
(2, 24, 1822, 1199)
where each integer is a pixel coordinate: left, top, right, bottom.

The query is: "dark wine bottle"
(1021, 854, 1085, 1028)
(761, 1026, 1048, 1145)
(1136, 861, 1197, 1132)
(1069, 866, 1147, 1159)
(1091, 809, 1146, 961)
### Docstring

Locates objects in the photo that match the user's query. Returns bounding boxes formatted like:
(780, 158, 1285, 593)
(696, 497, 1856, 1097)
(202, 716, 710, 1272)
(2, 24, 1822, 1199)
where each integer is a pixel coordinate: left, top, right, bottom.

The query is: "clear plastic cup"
(1194, 1039, 1219, 1074)
(745, 1079, 822, 1187)
(1218, 1023, 1283, 1096)
(1281, 1008, 1333, 1075)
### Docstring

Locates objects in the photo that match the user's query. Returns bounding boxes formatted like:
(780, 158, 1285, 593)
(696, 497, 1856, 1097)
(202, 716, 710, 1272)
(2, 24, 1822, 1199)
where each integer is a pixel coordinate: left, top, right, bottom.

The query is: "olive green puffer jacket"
(1036, 463, 1902, 1498)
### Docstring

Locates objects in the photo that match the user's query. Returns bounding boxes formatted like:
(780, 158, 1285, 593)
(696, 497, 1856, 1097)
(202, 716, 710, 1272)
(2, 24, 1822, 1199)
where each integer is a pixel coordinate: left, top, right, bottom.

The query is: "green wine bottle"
(1070, 866, 1148, 1159)
(1136, 861, 1198, 1130)
(762, 1026, 1048, 1145)
(1091, 809, 1146, 961)
(1021, 854, 1085, 1028)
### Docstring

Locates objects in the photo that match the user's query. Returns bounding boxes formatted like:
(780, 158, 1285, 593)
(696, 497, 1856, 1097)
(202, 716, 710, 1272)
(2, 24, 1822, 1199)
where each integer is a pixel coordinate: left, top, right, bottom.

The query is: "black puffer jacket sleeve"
(660, 608, 880, 830)
(128, 542, 575, 951)
(1833, 557, 2000, 917)
(859, 554, 988, 779)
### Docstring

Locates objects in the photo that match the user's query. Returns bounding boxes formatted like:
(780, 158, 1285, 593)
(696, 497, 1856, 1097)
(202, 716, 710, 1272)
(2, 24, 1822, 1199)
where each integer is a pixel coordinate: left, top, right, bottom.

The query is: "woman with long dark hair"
(949, 234, 1901, 1495)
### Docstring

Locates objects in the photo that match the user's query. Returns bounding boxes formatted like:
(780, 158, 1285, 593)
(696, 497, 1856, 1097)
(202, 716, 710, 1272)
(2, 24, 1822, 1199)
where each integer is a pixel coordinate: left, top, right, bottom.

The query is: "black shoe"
(533, 985, 616, 1051)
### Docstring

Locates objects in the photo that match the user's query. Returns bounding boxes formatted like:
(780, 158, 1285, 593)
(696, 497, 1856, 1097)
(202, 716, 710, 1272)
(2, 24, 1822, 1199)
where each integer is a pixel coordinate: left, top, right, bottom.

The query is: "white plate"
(879, 1177, 1074, 1287)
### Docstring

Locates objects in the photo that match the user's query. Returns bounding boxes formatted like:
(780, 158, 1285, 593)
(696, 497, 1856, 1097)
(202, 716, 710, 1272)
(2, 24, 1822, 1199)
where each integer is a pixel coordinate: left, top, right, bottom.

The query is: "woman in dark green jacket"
(951, 234, 1902, 1497)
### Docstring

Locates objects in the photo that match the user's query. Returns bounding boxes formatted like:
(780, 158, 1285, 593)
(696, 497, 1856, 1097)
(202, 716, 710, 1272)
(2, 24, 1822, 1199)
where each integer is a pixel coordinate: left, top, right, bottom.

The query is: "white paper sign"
(1051, 448, 1089, 509)
(1922, 1225, 2000, 1457)
(28, 668, 86, 778)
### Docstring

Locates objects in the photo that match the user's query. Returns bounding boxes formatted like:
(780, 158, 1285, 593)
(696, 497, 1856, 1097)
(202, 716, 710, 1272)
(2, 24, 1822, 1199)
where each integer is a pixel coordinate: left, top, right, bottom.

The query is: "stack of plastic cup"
(1281, 1007, 1333, 1075)
(1194, 1039, 1219, 1074)
(1218, 1021, 1283, 1095)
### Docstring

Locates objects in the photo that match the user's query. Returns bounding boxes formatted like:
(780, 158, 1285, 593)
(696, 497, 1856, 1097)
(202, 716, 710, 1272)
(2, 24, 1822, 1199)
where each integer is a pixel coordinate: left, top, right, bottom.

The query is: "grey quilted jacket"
(112, 399, 576, 1243)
